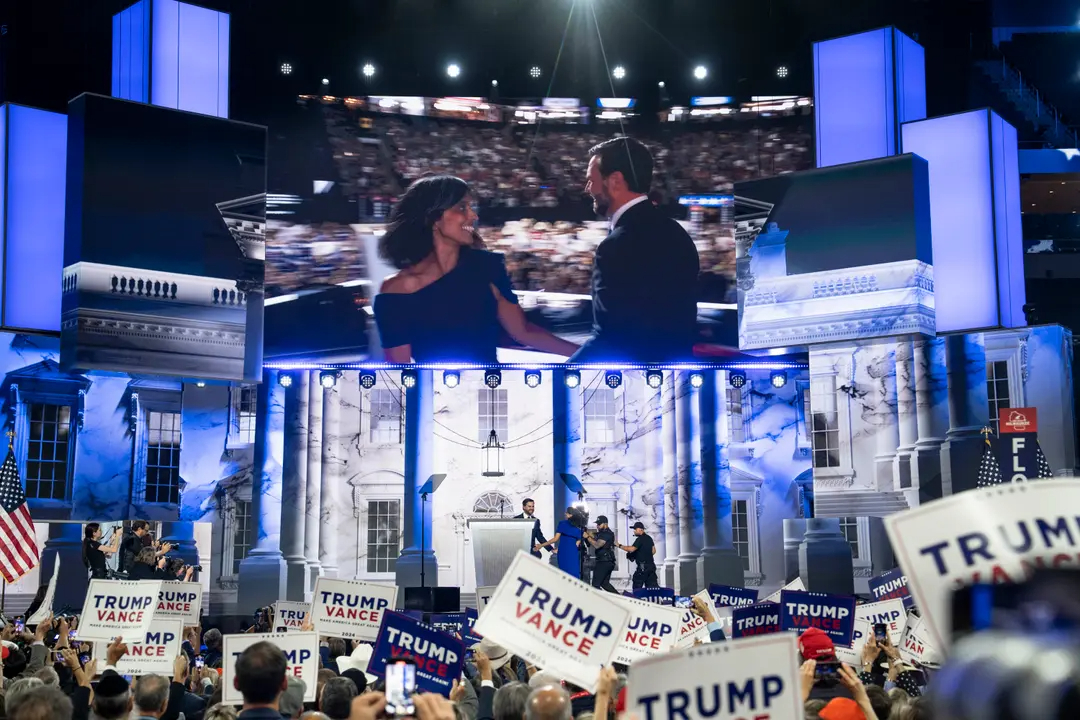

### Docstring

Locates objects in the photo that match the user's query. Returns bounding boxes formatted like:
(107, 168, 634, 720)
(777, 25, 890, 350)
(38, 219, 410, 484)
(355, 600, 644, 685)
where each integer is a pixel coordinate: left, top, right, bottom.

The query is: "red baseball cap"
(799, 627, 836, 661)
(820, 698, 864, 720)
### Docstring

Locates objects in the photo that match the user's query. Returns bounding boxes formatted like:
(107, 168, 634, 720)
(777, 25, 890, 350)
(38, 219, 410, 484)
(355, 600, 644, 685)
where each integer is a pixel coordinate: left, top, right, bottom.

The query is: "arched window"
(473, 492, 514, 516)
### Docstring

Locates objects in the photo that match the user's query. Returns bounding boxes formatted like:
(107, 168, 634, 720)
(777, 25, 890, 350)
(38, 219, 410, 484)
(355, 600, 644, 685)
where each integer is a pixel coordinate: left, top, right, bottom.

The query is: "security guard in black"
(619, 521, 658, 589)
(585, 515, 618, 593)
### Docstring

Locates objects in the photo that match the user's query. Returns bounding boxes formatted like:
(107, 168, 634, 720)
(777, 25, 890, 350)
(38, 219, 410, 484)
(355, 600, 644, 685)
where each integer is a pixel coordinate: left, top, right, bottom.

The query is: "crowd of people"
(0, 596, 929, 720)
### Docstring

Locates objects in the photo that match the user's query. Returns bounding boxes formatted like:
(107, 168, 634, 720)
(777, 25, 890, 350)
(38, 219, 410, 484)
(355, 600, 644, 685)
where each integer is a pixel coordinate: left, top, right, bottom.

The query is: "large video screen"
(61, 94, 267, 382)
(734, 153, 933, 351)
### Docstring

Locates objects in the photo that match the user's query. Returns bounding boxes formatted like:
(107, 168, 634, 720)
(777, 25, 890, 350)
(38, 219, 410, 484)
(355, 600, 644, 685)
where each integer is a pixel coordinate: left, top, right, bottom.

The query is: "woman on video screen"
(374, 176, 578, 363)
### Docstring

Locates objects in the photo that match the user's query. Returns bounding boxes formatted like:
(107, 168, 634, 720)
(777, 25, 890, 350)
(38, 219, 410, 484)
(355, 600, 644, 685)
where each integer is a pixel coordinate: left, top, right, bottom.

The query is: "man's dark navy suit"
(571, 198, 700, 363)
(514, 513, 548, 558)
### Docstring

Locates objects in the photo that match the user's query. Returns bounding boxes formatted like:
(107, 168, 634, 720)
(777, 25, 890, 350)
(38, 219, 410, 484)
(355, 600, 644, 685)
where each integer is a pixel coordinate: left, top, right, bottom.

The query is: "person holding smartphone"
(797, 627, 855, 702)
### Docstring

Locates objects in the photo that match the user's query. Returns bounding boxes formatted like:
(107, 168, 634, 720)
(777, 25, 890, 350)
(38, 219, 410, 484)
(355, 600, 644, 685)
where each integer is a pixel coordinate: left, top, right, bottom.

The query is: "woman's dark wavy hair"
(378, 175, 470, 269)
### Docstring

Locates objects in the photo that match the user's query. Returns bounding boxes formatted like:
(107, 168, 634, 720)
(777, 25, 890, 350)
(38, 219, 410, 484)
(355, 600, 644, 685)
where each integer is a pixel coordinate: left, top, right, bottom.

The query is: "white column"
(280, 372, 309, 600)
(940, 334, 989, 495)
(893, 339, 919, 493)
(643, 377, 665, 568)
(873, 344, 901, 492)
(912, 338, 947, 499)
(661, 372, 679, 589)
(676, 371, 700, 594)
(305, 371, 324, 587)
(320, 381, 341, 577)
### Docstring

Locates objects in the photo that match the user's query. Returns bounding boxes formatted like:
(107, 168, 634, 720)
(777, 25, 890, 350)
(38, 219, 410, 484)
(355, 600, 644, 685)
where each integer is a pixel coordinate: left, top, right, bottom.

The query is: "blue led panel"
(151, 0, 230, 118)
(814, 28, 927, 168)
(0, 107, 6, 315)
(901, 109, 1024, 333)
(3, 106, 67, 332)
(111, 0, 150, 103)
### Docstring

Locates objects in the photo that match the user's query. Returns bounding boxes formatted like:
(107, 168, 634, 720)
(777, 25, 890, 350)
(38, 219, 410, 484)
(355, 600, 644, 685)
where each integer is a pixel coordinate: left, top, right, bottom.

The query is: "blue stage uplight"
(485, 369, 502, 388)
(690, 372, 705, 389)
(604, 371, 622, 389)
(645, 370, 663, 389)
(443, 370, 460, 388)
(771, 370, 787, 388)
(524, 370, 542, 388)
(565, 370, 581, 389)
(278, 373, 293, 388)
(729, 371, 746, 389)
(359, 371, 376, 389)
(319, 370, 338, 389)
(401, 370, 417, 389)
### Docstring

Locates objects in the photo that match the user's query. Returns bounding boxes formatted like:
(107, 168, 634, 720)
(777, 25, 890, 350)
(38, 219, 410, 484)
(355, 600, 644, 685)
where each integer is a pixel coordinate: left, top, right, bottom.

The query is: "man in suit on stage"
(515, 498, 548, 559)
(573, 136, 700, 364)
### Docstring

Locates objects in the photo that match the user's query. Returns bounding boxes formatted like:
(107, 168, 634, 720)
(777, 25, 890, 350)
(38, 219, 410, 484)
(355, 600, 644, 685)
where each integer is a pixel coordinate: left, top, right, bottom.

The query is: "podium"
(468, 518, 535, 587)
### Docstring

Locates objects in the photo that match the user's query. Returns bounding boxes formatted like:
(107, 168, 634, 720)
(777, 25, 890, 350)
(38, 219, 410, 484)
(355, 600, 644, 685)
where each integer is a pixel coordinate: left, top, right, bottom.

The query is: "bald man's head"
(525, 685, 572, 720)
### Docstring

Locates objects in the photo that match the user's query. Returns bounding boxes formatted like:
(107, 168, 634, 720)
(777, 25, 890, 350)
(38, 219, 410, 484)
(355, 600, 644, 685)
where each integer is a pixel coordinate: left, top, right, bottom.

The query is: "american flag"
(0, 445, 39, 583)
(1035, 442, 1054, 479)
(976, 428, 1003, 488)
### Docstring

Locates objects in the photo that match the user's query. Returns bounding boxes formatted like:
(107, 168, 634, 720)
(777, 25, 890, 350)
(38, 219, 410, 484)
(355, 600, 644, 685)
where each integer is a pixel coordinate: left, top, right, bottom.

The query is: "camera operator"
(129, 547, 172, 580)
(164, 556, 196, 582)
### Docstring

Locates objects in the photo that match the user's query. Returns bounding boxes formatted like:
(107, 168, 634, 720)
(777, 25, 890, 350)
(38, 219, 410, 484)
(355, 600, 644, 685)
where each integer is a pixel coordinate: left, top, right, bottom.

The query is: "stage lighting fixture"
(604, 371, 622, 389)
(689, 372, 705, 389)
(613, 65, 626, 80)
(565, 370, 581, 389)
(443, 370, 461, 388)
(777, 65, 789, 78)
(359, 371, 377, 389)
(729, 371, 747, 389)
(492, 79, 499, 87)
(646, 370, 663, 389)
(401, 370, 418, 389)
(530, 66, 542, 78)
(447, 64, 461, 78)
(658, 81, 666, 88)
(484, 369, 502, 388)
(362, 63, 375, 78)
(319, 370, 338, 389)
(693, 65, 707, 80)
(278, 373, 293, 388)
(280, 62, 292, 75)
(771, 370, 787, 388)
(321, 78, 329, 85)
(525, 370, 542, 388)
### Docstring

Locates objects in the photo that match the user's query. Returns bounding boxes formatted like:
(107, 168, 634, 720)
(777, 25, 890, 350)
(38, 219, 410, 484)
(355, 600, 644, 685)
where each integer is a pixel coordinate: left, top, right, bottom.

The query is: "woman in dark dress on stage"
(82, 523, 121, 580)
(374, 176, 578, 363)
(536, 508, 585, 580)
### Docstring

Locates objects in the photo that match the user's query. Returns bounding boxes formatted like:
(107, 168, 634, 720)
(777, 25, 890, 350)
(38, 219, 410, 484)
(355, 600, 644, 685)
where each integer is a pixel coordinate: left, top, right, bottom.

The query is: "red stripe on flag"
(0, 513, 32, 577)
(0, 520, 28, 582)
(12, 505, 38, 555)
(1, 510, 36, 570)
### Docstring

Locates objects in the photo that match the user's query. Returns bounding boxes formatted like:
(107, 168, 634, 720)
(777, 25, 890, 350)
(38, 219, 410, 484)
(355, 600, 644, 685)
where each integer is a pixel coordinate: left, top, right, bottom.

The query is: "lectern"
(468, 518, 535, 587)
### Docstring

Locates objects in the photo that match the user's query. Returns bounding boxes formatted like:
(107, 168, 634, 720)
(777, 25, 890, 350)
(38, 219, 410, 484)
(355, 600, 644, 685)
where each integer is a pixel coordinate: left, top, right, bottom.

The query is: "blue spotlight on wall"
(729, 370, 747, 389)
(770, 370, 787, 388)
(565, 370, 581, 389)
(443, 370, 461, 388)
(484, 369, 502, 388)
(359, 371, 377, 389)
(525, 370, 542, 388)
(319, 370, 338, 389)
(646, 370, 663, 389)
(604, 371, 623, 389)
(690, 372, 705, 389)
(278, 373, 293, 388)
(401, 370, 418, 389)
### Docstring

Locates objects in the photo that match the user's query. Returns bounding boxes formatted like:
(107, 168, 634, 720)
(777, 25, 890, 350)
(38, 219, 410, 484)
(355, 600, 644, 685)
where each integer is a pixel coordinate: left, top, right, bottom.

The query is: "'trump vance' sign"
(93, 619, 184, 676)
(780, 591, 856, 647)
(223, 632, 318, 704)
(368, 611, 465, 698)
(79, 580, 162, 642)
(885, 480, 1080, 649)
(632, 587, 676, 606)
(677, 591, 721, 648)
(854, 598, 907, 645)
(709, 584, 759, 609)
(611, 594, 683, 665)
(311, 578, 398, 641)
(627, 634, 803, 720)
(731, 602, 781, 639)
(473, 551, 630, 692)
(156, 582, 203, 626)
(868, 568, 912, 608)
(273, 601, 311, 632)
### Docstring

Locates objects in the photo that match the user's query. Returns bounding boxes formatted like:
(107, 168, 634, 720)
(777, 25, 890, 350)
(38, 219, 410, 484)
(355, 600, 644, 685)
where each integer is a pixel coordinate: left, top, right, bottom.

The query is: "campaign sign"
(762, 578, 805, 605)
(223, 632, 318, 703)
(476, 586, 496, 614)
(708, 584, 759, 609)
(27, 555, 59, 624)
(731, 602, 781, 639)
(611, 594, 683, 665)
(368, 611, 464, 697)
(311, 578, 398, 641)
(156, 582, 202, 626)
(885, 479, 1080, 649)
(833, 620, 872, 667)
(627, 634, 803, 720)
(676, 590, 721, 648)
(429, 613, 466, 637)
(868, 568, 913, 609)
(464, 608, 483, 645)
(93, 619, 184, 676)
(79, 580, 162, 643)
(472, 551, 630, 692)
(780, 591, 856, 646)
(273, 601, 311, 632)
(854, 598, 907, 645)
(633, 587, 675, 606)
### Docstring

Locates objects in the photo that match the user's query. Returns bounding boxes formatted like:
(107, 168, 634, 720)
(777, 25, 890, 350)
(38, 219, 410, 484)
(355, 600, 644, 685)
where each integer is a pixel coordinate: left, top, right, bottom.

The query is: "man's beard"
(593, 195, 611, 217)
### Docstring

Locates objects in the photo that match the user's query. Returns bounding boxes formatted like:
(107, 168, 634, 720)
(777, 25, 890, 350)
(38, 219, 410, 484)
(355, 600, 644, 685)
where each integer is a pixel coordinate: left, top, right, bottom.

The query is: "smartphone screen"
(14, 620, 24, 633)
(675, 597, 692, 609)
(873, 623, 889, 641)
(195, 656, 205, 669)
(815, 661, 840, 679)
(385, 659, 417, 716)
